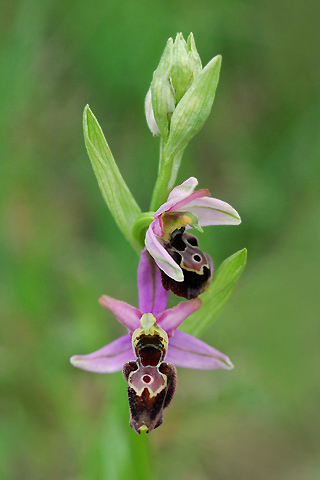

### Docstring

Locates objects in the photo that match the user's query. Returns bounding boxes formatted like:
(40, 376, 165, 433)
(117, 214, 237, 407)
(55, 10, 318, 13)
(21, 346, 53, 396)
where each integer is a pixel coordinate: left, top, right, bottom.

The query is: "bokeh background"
(1, 0, 320, 479)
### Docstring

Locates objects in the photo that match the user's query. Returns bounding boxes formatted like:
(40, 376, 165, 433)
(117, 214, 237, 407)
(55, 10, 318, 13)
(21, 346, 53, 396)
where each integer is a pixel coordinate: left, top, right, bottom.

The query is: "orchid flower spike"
(145, 177, 241, 299)
(70, 250, 233, 434)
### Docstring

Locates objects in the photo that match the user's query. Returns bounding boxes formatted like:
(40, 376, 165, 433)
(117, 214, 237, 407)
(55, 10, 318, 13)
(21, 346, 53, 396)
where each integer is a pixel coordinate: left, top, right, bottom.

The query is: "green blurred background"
(1, 0, 320, 479)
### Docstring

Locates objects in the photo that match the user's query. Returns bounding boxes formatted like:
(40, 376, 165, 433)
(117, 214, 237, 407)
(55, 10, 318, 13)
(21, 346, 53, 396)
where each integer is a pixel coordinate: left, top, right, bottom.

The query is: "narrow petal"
(165, 330, 233, 370)
(99, 295, 142, 333)
(145, 225, 184, 282)
(176, 196, 241, 225)
(70, 334, 134, 373)
(137, 248, 169, 316)
(154, 177, 198, 217)
(167, 189, 210, 213)
(156, 298, 202, 336)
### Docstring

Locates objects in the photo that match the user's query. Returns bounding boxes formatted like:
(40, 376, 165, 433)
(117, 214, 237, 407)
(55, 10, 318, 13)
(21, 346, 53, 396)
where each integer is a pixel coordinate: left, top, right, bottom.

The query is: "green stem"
(150, 138, 185, 211)
(150, 155, 174, 211)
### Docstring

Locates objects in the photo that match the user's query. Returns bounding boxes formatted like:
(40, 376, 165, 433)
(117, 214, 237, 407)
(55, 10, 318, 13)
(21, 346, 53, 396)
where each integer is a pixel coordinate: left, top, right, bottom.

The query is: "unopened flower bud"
(145, 32, 220, 150)
(187, 33, 202, 79)
(145, 88, 160, 136)
(171, 33, 193, 103)
(148, 38, 175, 138)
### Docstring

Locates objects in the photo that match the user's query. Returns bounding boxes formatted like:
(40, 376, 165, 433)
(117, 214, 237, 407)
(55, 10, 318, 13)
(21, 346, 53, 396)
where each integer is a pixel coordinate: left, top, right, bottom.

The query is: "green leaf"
(181, 248, 247, 336)
(83, 105, 141, 251)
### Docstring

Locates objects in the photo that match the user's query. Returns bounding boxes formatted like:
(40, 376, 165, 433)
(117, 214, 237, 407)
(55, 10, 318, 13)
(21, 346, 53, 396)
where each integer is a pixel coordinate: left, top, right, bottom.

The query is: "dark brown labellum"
(123, 333, 177, 434)
(161, 227, 213, 299)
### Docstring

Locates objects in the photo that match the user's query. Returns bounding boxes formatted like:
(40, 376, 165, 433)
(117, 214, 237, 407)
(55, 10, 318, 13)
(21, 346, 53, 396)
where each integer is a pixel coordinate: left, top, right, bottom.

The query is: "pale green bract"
(160, 55, 222, 195)
(83, 105, 141, 252)
(163, 55, 222, 169)
(181, 249, 247, 336)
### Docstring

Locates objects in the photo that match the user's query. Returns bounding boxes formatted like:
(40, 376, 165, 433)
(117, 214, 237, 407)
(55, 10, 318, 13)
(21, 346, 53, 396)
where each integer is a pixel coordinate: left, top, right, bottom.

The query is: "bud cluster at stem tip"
(145, 32, 219, 140)
(145, 33, 222, 210)
(145, 33, 202, 138)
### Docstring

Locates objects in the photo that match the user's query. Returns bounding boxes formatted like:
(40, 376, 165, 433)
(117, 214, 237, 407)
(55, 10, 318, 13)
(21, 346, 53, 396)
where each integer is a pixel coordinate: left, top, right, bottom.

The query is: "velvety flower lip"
(70, 249, 233, 373)
(145, 177, 241, 282)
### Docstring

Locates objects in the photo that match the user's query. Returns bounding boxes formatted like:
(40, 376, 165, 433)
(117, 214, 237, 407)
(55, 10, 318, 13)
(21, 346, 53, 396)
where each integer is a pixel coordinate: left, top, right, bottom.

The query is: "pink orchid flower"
(71, 249, 233, 433)
(145, 177, 241, 298)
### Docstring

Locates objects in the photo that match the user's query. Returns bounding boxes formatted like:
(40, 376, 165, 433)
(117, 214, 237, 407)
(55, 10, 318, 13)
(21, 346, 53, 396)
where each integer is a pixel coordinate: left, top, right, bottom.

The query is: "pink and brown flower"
(145, 177, 241, 299)
(71, 250, 233, 433)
